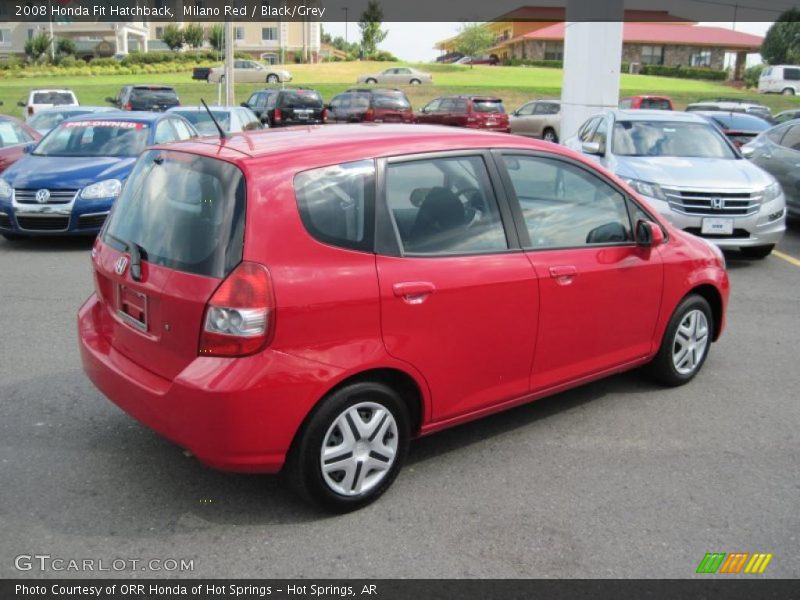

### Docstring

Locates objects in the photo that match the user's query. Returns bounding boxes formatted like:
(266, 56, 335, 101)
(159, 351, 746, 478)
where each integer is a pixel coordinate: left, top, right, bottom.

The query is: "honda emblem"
(115, 256, 129, 276)
(711, 197, 725, 210)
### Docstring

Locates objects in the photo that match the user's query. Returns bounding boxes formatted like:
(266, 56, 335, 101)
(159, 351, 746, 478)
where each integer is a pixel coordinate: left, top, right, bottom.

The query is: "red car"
(416, 95, 510, 132)
(619, 95, 674, 110)
(0, 115, 41, 174)
(78, 125, 729, 511)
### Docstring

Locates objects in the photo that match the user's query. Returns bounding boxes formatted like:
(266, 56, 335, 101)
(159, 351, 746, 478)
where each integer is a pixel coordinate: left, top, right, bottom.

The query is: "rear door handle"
(393, 281, 436, 304)
(549, 265, 577, 285)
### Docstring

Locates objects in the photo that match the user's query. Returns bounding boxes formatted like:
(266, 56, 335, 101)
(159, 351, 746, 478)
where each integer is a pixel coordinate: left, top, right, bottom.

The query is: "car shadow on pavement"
(0, 236, 95, 253)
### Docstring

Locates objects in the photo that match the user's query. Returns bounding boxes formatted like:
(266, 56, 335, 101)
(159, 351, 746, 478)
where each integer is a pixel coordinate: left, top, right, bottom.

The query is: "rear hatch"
(470, 98, 508, 130)
(29, 91, 77, 117)
(276, 90, 325, 125)
(129, 87, 180, 112)
(92, 149, 246, 380)
(370, 91, 413, 123)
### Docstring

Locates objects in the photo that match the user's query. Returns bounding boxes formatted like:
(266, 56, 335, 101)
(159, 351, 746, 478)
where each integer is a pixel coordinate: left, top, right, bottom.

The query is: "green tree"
(358, 0, 388, 56)
(56, 38, 77, 56)
(24, 33, 52, 61)
(183, 23, 205, 49)
(761, 9, 800, 65)
(208, 24, 224, 52)
(161, 24, 185, 52)
(453, 23, 496, 68)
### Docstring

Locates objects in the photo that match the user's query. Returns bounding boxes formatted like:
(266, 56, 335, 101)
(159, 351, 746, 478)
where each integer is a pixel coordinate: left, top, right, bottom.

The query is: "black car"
(242, 89, 279, 121)
(247, 88, 326, 127)
(696, 111, 772, 149)
(106, 85, 181, 112)
(327, 88, 414, 124)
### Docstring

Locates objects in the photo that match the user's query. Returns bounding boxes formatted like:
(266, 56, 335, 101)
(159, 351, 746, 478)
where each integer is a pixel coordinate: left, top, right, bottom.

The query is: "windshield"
(279, 91, 322, 108)
(28, 109, 94, 130)
(32, 91, 75, 105)
(373, 92, 411, 110)
(612, 120, 736, 159)
(33, 120, 150, 157)
(172, 111, 231, 135)
(103, 150, 245, 278)
(473, 100, 505, 113)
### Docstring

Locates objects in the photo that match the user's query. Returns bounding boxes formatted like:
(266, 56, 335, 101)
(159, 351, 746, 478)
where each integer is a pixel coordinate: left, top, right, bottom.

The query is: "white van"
(758, 65, 800, 95)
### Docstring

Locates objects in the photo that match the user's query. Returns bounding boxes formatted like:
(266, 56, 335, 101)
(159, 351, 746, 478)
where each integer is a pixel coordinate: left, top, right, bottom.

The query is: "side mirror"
(636, 220, 665, 248)
(105, 97, 116, 104)
(240, 102, 249, 108)
(582, 140, 605, 155)
(740, 144, 755, 158)
(17, 101, 26, 108)
(23, 143, 34, 154)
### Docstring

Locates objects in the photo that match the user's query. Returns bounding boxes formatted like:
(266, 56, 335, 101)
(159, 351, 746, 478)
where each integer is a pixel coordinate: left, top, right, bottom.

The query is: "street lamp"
(342, 7, 349, 45)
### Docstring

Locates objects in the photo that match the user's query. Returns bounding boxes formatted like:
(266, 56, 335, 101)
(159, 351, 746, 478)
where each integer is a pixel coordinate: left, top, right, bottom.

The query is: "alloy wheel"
(320, 402, 399, 497)
(672, 309, 709, 375)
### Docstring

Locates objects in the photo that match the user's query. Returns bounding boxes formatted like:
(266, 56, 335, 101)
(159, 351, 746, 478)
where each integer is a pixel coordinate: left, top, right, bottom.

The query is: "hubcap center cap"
(354, 441, 370, 461)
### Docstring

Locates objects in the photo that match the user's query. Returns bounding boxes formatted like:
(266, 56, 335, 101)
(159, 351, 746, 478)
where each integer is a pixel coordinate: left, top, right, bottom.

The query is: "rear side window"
(372, 93, 411, 110)
(385, 155, 508, 255)
(473, 100, 504, 113)
(103, 150, 245, 278)
(784, 68, 800, 80)
(294, 160, 376, 252)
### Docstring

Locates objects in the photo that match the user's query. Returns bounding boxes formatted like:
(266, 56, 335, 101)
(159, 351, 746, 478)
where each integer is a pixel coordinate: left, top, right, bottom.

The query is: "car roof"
(33, 106, 114, 114)
(156, 123, 576, 164)
(29, 89, 74, 94)
(169, 106, 240, 112)
(607, 109, 707, 123)
(63, 111, 173, 124)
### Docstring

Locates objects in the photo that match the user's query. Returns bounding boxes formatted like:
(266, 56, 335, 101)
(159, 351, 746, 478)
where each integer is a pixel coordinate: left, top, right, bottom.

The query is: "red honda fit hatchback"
(78, 124, 729, 511)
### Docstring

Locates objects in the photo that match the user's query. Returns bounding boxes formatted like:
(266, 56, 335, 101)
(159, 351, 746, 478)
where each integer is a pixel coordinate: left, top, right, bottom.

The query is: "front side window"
(516, 102, 536, 116)
(578, 117, 600, 142)
(423, 99, 442, 112)
(778, 124, 800, 151)
(294, 160, 375, 252)
(385, 155, 508, 255)
(502, 155, 632, 249)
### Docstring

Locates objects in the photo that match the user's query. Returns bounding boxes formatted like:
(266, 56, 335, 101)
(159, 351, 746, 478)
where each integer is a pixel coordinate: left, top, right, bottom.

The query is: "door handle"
(393, 281, 436, 304)
(549, 265, 577, 285)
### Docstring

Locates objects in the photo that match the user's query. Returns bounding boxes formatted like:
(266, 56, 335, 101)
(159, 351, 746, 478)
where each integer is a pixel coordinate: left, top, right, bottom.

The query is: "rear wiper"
(106, 233, 146, 282)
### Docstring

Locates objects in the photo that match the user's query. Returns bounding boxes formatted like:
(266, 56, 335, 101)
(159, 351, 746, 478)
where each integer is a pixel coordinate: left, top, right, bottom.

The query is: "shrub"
(744, 64, 766, 89)
(57, 55, 80, 68)
(57, 38, 77, 56)
(639, 65, 727, 81)
(24, 33, 52, 61)
(162, 24, 185, 52)
(368, 50, 398, 62)
(89, 57, 119, 67)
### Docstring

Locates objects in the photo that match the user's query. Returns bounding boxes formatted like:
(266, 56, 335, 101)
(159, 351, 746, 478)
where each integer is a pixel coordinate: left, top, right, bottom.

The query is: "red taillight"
(27, 106, 34, 116)
(365, 108, 375, 121)
(274, 108, 282, 123)
(125, 102, 133, 111)
(199, 262, 275, 358)
(322, 108, 329, 124)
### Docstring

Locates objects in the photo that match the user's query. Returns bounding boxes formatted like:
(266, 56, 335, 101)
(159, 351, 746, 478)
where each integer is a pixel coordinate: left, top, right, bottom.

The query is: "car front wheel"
(782, 87, 796, 96)
(365, 78, 377, 84)
(647, 294, 713, 387)
(267, 74, 279, 84)
(287, 381, 410, 512)
(410, 79, 421, 85)
(740, 244, 774, 259)
(542, 128, 558, 143)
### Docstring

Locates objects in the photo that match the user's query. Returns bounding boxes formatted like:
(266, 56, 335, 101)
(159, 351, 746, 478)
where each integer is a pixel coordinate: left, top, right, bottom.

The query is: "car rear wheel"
(782, 87, 796, 96)
(542, 128, 558, 143)
(287, 381, 410, 512)
(365, 78, 377, 84)
(647, 294, 713, 387)
(740, 244, 774, 259)
(410, 79, 421, 85)
(267, 74, 279, 84)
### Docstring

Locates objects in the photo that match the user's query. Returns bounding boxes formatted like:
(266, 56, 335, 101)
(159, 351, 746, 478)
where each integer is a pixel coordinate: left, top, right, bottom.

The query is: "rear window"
(32, 91, 75, 105)
(279, 91, 323, 108)
(131, 88, 178, 102)
(103, 150, 245, 278)
(473, 100, 504, 113)
(372, 92, 411, 110)
(640, 98, 672, 110)
(708, 113, 770, 132)
(294, 160, 375, 252)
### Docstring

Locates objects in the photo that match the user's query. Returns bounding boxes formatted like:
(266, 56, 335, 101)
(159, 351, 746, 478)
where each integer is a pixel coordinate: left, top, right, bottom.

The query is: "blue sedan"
(0, 112, 197, 239)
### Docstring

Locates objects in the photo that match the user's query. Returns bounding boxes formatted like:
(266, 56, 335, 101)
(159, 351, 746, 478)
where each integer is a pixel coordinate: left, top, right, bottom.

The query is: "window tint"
(502, 155, 632, 248)
(385, 155, 508, 255)
(767, 124, 789, 143)
(590, 118, 608, 146)
(516, 102, 536, 116)
(171, 118, 195, 140)
(451, 99, 469, 113)
(535, 102, 559, 115)
(784, 68, 800, 80)
(473, 100, 504, 113)
(640, 98, 671, 110)
(578, 117, 599, 142)
(103, 150, 245, 279)
(279, 90, 323, 108)
(372, 92, 410, 110)
(424, 99, 442, 112)
(779, 124, 800, 150)
(32, 91, 75, 105)
(154, 120, 176, 144)
(294, 160, 375, 252)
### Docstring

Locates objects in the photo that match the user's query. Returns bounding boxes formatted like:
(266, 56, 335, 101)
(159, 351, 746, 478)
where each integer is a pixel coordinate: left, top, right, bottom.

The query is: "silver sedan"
(357, 67, 432, 85)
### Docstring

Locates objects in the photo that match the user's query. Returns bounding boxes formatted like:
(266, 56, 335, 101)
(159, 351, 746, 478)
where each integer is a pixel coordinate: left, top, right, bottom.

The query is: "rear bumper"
(78, 294, 340, 473)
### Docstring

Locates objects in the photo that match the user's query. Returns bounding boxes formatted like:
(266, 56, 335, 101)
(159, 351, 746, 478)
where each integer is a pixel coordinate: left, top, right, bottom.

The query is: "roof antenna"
(201, 98, 227, 140)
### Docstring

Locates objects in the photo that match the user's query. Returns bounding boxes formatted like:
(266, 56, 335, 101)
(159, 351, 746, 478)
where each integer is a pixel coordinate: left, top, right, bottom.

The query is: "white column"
(141, 33, 148, 53)
(560, 0, 624, 141)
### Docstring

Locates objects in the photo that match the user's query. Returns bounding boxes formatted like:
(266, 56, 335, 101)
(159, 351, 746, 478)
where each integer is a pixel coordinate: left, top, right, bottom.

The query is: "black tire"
(267, 74, 279, 84)
(782, 87, 795, 96)
(286, 381, 410, 512)
(542, 128, 559, 143)
(365, 78, 377, 84)
(740, 244, 774, 259)
(2, 233, 25, 241)
(647, 294, 714, 387)
(410, 79, 421, 85)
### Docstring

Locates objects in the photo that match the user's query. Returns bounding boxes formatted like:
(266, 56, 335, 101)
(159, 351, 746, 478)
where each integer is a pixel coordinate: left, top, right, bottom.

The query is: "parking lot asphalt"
(0, 225, 798, 579)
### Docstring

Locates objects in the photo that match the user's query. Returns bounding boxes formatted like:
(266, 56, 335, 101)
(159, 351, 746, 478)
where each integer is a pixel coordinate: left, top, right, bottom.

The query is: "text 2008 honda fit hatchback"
(79, 125, 729, 511)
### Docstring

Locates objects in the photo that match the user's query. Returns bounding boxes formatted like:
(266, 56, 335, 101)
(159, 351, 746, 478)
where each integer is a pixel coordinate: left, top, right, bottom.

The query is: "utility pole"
(224, 20, 235, 106)
(48, 0, 55, 62)
(342, 7, 349, 45)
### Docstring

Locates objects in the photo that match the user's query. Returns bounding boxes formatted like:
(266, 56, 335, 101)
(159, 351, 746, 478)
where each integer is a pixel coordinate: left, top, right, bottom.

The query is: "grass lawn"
(3, 61, 799, 119)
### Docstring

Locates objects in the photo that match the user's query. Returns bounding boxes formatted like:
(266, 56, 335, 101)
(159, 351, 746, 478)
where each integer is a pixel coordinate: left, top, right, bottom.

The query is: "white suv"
(18, 89, 79, 120)
(758, 65, 800, 95)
